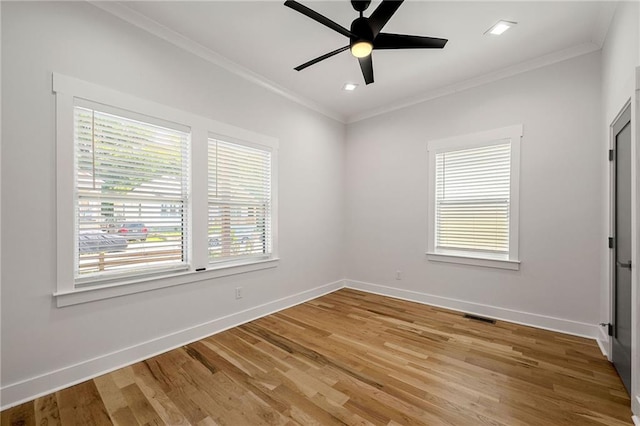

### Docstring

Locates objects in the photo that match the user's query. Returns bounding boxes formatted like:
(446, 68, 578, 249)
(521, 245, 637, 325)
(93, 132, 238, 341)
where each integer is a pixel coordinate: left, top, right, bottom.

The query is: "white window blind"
(208, 138, 271, 262)
(74, 106, 189, 282)
(435, 141, 510, 254)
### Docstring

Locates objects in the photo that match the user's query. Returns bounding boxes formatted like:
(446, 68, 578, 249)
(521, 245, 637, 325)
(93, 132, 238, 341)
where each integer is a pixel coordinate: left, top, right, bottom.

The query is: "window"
(427, 125, 522, 270)
(208, 138, 272, 263)
(435, 143, 510, 253)
(53, 74, 278, 306)
(74, 104, 189, 283)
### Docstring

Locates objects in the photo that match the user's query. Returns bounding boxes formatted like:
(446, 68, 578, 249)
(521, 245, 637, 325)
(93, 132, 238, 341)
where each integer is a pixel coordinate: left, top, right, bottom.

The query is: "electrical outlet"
(396, 270, 402, 280)
(235, 287, 243, 299)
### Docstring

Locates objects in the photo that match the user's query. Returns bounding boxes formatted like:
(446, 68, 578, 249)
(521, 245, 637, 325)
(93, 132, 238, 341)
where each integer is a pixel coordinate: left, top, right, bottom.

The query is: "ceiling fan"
(284, 0, 448, 85)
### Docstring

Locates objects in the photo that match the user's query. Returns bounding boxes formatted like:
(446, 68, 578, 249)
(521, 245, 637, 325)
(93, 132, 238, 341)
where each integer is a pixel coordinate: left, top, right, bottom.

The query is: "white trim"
(606, 103, 618, 366)
(53, 73, 280, 303)
(87, 1, 344, 124)
(1, 279, 345, 410)
(632, 414, 640, 426)
(55, 258, 280, 307)
(0, 2, 3, 404)
(192, 126, 209, 271)
(88, 1, 601, 126)
(2, 279, 610, 409)
(592, 2, 618, 48)
(345, 279, 600, 339)
(427, 125, 523, 152)
(426, 125, 523, 268)
(633, 66, 640, 420)
(55, 85, 76, 294)
(426, 252, 520, 270)
(53, 74, 278, 149)
(349, 42, 600, 123)
(597, 326, 611, 359)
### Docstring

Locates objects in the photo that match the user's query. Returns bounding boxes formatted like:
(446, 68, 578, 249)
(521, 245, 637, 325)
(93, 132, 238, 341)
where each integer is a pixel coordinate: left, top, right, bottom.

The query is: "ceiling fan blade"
(374, 33, 448, 49)
(294, 45, 350, 71)
(368, 0, 404, 37)
(358, 55, 374, 85)
(284, 0, 354, 38)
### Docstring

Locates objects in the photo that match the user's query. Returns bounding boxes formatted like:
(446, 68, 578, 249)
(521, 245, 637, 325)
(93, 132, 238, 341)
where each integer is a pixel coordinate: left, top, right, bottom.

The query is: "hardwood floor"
(2, 289, 632, 425)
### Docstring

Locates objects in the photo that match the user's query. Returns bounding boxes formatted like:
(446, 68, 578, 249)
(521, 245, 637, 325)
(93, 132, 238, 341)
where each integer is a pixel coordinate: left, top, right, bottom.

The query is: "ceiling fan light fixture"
(485, 20, 517, 36)
(351, 41, 373, 58)
(285, 0, 449, 85)
(343, 83, 358, 91)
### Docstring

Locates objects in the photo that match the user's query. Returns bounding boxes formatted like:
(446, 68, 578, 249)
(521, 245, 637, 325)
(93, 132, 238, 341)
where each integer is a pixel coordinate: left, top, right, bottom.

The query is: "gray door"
(613, 104, 632, 394)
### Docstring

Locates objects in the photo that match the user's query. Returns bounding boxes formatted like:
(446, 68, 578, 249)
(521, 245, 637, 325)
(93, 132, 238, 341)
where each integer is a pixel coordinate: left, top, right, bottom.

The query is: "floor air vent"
(463, 313, 496, 324)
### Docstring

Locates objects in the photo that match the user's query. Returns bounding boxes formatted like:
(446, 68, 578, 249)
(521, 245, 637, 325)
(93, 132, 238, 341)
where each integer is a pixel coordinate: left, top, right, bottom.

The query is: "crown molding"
(347, 41, 601, 124)
(591, 1, 617, 48)
(88, 1, 346, 124)
(88, 2, 605, 127)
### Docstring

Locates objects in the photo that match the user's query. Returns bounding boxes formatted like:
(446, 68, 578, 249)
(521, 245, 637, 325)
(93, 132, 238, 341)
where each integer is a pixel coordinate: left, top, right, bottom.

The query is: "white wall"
(601, 1, 640, 418)
(0, 2, 345, 407)
(1, 0, 636, 415)
(345, 52, 603, 335)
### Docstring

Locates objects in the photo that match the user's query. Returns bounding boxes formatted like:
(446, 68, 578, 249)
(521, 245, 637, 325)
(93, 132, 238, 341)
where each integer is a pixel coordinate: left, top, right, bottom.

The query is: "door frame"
(608, 99, 632, 357)
(609, 66, 640, 420)
(608, 99, 633, 389)
(632, 66, 640, 420)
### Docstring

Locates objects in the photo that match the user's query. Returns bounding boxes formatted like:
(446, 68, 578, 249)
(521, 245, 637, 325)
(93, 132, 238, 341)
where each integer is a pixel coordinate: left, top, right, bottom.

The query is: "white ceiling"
(105, 1, 616, 122)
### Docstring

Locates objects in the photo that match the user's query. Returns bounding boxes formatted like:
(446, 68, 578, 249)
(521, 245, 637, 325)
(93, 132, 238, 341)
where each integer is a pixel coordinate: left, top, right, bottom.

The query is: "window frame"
(53, 73, 279, 307)
(426, 125, 522, 270)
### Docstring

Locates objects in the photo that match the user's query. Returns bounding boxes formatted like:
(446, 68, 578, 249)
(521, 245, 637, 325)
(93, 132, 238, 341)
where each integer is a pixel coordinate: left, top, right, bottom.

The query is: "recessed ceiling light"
(343, 83, 358, 91)
(485, 20, 517, 36)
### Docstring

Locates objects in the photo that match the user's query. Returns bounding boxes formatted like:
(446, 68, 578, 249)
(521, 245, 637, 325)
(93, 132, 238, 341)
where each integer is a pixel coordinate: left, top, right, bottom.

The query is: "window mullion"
(508, 131, 521, 261)
(190, 125, 209, 270)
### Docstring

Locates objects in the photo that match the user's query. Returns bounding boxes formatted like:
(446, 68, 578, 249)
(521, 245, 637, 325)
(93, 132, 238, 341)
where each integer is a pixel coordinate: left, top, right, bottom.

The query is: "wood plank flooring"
(2, 289, 632, 425)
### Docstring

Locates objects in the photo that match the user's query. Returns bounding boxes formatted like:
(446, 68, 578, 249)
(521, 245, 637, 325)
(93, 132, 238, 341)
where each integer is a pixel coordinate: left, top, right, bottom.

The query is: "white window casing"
(426, 125, 522, 270)
(53, 73, 279, 306)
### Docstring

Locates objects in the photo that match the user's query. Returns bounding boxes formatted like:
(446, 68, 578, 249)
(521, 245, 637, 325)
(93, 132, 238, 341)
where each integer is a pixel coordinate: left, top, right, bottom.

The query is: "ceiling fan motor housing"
(351, 0, 371, 13)
(350, 17, 374, 47)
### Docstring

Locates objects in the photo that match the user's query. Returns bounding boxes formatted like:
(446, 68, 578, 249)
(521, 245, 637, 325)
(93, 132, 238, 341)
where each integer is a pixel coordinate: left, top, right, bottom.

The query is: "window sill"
(54, 257, 279, 307)
(426, 251, 520, 270)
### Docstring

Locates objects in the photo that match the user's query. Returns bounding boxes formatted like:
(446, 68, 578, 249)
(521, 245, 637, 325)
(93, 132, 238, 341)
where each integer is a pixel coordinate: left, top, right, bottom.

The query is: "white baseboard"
(1, 278, 607, 410)
(596, 326, 611, 359)
(0, 279, 345, 410)
(345, 280, 600, 339)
